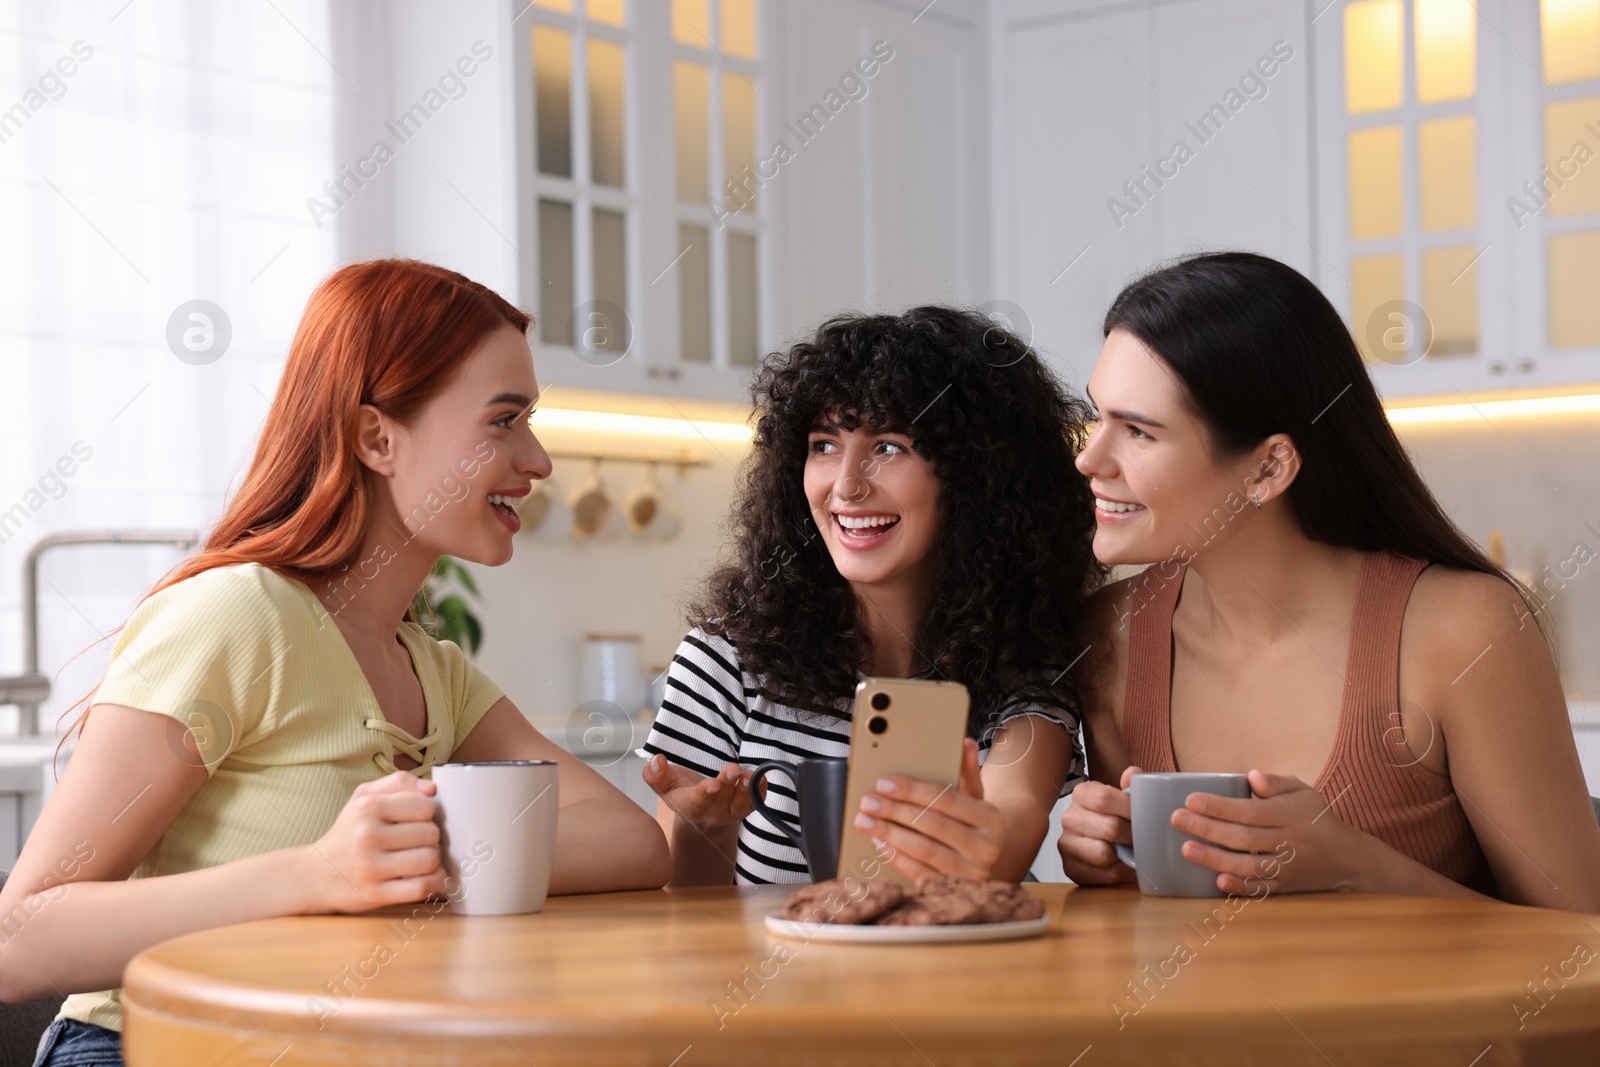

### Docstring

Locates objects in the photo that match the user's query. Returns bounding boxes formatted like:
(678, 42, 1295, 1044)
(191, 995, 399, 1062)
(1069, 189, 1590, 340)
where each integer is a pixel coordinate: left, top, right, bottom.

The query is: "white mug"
(432, 760, 560, 915)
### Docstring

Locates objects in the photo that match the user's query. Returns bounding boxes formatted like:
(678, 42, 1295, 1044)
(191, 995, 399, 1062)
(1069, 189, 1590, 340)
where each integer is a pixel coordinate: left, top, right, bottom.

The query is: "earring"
(1251, 491, 1261, 509)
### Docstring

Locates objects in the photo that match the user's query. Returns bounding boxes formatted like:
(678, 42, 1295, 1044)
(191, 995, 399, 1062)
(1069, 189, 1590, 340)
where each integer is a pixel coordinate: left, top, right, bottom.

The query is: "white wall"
(463, 431, 749, 725)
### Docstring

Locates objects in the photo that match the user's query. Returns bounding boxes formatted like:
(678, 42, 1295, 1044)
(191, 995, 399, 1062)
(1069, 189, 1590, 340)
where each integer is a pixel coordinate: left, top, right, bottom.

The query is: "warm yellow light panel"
(588, 39, 625, 187)
(1542, 0, 1600, 84)
(1422, 245, 1479, 356)
(532, 0, 573, 11)
(672, 0, 711, 45)
(535, 407, 753, 442)
(722, 0, 759, 59)
(1419, 115, 1476, 231)
(1346, 0, 1404, 114)
(1387, 393, 1600, 425)
(1351, 253, 1406, 363)
(1549, 230, 1600, 348)
(534, 26, 573, 179)
(723, 73, 757, 213)
(674, 61, 709, 201)
(1415, 0, 1476, 103)
(1349, 125, 1405, 238)
(1544, 97, 1600, 216)
(586, 0, 626, 25)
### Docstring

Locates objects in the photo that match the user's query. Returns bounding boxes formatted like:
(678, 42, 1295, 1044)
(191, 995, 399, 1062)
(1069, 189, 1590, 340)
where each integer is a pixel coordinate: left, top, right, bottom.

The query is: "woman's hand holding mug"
(303, 770, 447, 914)
(1057, 765, 1141, 885)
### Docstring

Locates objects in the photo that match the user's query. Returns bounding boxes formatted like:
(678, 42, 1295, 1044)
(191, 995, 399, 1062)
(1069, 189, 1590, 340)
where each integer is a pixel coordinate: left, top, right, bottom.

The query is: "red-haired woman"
(2, 259, 670, 1067)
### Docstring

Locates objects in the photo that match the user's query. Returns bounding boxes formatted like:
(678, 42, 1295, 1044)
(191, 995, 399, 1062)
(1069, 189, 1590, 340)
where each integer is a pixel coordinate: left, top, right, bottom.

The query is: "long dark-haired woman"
(1060, 251, 1600, 908)
(642, 306, 1104, 885)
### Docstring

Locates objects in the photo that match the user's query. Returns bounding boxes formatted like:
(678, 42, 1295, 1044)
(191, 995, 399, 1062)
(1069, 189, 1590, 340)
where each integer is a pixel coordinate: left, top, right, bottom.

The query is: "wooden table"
(122, 884, 1600, 1066)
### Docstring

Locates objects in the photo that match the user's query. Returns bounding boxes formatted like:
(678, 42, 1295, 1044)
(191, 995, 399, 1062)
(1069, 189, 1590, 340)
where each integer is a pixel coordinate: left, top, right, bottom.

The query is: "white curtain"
(0, 0, 385, 734)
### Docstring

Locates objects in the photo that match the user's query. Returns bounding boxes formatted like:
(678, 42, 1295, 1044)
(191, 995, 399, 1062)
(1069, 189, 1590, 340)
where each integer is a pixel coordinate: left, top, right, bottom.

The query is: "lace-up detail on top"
(363, 715, 445, 775)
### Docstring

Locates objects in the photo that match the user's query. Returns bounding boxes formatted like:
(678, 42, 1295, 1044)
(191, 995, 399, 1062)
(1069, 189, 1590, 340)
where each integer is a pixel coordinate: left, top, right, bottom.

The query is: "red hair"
(164, 258, 528, 589)
(64, 259, 528, 739)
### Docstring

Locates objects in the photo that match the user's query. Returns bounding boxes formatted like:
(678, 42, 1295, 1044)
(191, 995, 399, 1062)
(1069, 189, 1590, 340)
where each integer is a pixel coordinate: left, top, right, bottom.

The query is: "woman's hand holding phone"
(851, 738, 1007, 880)
(1056, 765, 1140, 885)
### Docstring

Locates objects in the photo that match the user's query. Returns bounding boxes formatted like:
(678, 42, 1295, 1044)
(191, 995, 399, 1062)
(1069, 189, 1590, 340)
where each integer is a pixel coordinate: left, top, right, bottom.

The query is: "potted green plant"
(410, 556, 484, 656)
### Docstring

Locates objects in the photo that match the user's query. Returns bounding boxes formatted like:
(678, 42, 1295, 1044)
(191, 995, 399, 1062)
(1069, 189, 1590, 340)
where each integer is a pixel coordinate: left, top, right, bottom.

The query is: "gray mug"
(1111, 772, 1251, 898)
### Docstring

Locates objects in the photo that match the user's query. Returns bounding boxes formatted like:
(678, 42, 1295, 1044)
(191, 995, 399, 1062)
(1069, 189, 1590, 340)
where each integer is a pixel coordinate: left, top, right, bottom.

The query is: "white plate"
(763, 912, 1051, 944)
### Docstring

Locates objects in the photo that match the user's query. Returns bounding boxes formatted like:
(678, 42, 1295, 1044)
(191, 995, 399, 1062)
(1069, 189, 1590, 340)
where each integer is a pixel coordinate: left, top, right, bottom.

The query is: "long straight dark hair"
(1102, 251, 1540, 619)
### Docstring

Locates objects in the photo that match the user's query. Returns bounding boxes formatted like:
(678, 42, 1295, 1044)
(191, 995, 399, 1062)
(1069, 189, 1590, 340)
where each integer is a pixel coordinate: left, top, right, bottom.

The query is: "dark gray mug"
(749, 757, 848, 881)
(1112, 772, 1251, 897)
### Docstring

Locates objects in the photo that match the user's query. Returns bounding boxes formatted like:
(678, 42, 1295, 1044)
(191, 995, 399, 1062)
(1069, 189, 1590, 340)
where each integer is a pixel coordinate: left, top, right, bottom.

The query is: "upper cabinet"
(513, 0, 766, 403)
(1006, 0, 1600, 401)
(513, 0, 994, 406)
(774, 0, 994, 322)
(998, 0, 1312, 392)
(399, 1, 1600, 408)
(1315, 0, 1600, 398)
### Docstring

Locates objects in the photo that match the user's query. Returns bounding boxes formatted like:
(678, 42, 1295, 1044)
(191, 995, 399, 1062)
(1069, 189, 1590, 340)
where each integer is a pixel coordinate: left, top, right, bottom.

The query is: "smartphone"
(834, 677, 970, 888)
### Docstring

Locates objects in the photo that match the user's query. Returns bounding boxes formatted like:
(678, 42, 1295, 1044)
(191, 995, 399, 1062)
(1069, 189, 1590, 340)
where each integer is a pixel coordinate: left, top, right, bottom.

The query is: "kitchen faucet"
(2, 530, 200, 736)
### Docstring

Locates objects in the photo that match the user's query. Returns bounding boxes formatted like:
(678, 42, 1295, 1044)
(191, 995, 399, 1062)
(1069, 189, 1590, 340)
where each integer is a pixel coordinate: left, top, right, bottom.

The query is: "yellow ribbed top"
(59, 562, 504, 1031)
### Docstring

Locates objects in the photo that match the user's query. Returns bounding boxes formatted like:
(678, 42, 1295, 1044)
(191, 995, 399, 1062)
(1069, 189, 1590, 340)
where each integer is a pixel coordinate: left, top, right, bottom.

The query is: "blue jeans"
(31, 1018, 122, 1067)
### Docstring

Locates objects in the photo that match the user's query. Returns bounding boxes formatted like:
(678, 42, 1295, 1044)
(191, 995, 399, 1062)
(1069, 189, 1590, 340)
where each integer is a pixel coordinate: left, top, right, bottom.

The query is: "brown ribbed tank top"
(1121, 551, 1496, 894)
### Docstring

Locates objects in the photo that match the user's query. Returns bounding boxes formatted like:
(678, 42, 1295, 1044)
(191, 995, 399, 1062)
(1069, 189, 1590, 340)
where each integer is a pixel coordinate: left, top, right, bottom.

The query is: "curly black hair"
(690, 305, 1105, 737)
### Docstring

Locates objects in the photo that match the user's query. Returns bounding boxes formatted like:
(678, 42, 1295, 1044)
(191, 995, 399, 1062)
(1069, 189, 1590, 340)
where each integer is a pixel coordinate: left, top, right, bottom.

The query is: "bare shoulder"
(1401, 564, 1552, 707)
(1405, 565, 1539, 656)
(1074, 573, 1143, 719)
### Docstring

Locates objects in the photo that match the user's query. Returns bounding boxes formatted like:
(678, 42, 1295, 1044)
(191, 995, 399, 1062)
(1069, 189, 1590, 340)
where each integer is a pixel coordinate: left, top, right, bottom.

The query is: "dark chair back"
(0, 871, 65, 1067)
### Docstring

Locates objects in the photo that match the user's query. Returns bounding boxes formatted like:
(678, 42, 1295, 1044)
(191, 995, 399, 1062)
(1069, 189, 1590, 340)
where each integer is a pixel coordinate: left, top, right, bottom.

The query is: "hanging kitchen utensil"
(625, 460, 664, 533)
(569, 460, 615, 540)
(517, 478, 555, 532)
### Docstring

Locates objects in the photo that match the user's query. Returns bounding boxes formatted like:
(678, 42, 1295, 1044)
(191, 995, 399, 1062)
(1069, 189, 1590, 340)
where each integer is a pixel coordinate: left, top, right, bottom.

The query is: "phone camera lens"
(868, 716, 889, 735)
(870, 692, 891, 711)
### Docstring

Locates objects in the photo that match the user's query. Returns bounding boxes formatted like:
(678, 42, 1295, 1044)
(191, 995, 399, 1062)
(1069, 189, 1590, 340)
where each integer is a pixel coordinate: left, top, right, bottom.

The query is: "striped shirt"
(642, 627, 1085, 884)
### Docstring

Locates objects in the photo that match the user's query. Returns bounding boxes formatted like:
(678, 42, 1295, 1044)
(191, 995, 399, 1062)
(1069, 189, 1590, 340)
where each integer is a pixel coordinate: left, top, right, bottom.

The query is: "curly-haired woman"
(641, 306, 1104, 885)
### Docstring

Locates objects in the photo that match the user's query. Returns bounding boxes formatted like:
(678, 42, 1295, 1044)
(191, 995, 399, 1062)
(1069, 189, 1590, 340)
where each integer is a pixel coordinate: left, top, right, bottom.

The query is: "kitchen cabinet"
(1314, 0, 1600, 399)
(502, 0, 994, 405)
(0, 742, 57, 872)
(998, 0, 1312, 392)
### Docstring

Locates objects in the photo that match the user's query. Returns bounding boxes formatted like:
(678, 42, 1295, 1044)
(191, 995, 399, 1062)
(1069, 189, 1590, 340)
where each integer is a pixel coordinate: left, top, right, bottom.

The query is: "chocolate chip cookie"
(783, 877, 906, 925)
(874, 874, 1047, 925)
(970, 881, 1047, 923)
(874, 893, 983, 925)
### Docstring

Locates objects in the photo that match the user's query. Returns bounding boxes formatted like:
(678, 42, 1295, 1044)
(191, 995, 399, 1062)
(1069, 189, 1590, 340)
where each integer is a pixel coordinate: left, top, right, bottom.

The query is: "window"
(0, 3, 351, 734)
(670, 0, 765, 367)
(524, 0, 765, 378)
(1538, 0, 1600, 350)
(528, 0, 633, 359)
(1341, 0, 1481, 364)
